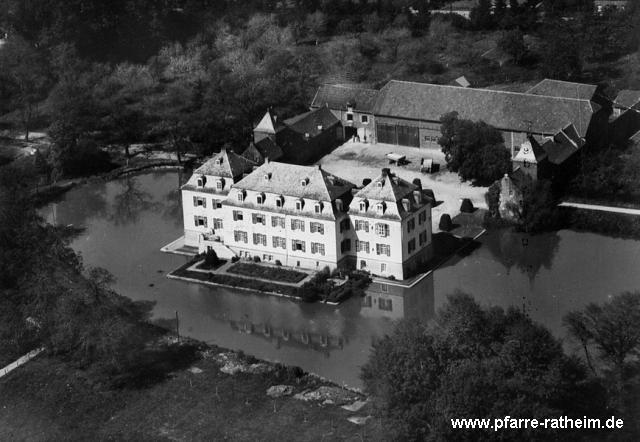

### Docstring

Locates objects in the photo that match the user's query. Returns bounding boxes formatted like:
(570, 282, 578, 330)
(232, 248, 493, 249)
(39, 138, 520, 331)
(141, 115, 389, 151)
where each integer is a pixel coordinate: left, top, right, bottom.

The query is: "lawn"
(227, 262, 308, 283)
(0, 351, 386, 441)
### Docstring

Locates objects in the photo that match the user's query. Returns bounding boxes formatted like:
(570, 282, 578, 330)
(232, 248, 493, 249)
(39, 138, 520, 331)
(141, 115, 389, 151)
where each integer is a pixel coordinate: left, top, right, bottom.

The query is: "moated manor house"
(182, 147, 433, 281)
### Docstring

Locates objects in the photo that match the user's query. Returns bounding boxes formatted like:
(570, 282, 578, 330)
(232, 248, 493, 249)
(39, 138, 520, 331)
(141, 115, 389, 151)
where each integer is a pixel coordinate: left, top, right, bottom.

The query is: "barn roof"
(372, 80, 597, 137)
(525, 79, 598, 102)
(310, 84, 379, 113)
(283, 106, 340, 137)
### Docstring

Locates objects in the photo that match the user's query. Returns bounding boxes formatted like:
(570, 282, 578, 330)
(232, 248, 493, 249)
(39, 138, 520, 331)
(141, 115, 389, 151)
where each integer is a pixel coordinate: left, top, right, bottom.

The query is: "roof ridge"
(320, 83, 378, 92)
(536, 78, 597, 87)
(383, 79, 594, 103)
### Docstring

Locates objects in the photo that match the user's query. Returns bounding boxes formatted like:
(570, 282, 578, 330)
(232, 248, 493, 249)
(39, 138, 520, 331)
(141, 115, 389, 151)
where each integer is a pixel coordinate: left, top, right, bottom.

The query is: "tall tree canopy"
(362, 293, 606, 440)
(438, 112, 511, 185)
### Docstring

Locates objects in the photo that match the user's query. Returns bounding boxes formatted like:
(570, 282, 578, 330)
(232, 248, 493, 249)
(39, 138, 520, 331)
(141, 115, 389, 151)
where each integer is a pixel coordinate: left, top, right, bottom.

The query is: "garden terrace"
(227, 262, 308, 283)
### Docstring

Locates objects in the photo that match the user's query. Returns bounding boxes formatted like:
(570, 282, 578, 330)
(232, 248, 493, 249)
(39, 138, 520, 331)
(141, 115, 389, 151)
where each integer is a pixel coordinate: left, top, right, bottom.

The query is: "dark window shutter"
(193, 196, 197, 206)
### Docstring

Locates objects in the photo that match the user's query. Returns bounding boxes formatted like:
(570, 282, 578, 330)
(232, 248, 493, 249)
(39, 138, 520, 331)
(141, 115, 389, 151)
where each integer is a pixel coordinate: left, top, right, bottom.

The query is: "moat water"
(41, 171, 640, 389)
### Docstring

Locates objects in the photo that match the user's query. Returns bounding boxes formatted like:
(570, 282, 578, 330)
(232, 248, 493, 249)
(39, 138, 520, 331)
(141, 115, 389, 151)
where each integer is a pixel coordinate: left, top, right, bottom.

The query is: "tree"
(498, 29, 527, 64)
(540, 20, 583, 80)
(362, 293, 606, 440)
(563, 292, 640, 387)
(470, 0, 494, 30)
(438, 112, 511, 185)
(0, 35, 50, 140)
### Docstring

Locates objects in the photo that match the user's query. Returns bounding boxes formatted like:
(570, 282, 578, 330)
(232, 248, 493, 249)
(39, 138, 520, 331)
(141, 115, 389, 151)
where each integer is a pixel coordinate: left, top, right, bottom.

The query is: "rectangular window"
(234, 230, 248, 243)
(276, 198, 283, 208)
(311, 242, 325, 255)
(381, 263, 387, 273)
(291, 239, 306, 252)
(310, 222, 324, 234)
(213, 218, 223, 230)
(362, 296, 372, 307)
(381, 282, 388, 292)
(194, 216, 208, 228)
(346, 113, 354, 121)
(252, 213, 266, 225)
(193, 196, 206, 208)
(232, 210, 243, 221)
(375, 223, 389, 237)
(213, 199, 222, 209)
(356, 240, 370, 253)
(271, 216, 285, 228)
(340, 219, 351, 232)
(216, 180, 223, 190)
(407, 218, 415, 232)
(291, 219, 305, 231)
(376, 243, 390, 256)
(355, 220, 369, 232)
(360, 260, 367, 269)
(272, 236, 286, 249)
(408, 239, 416, 253)
(253, 233, 266, 246)
(341, 239, 351, 253)
(361, 114, 369, 124)
(379, 298, 393, 311)
(418, 211, 426, 225)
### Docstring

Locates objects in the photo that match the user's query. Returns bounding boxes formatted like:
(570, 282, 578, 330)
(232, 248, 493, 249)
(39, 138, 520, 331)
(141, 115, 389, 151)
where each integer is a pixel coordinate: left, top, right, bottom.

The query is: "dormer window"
(376, 180, 383, 188)
(237, 190, 245, 202)
(336, 199, 343, 212)
(276, 195, 284, 208)
(314, 202, 323, 214)
(346, 113, 354, 122)
(215, 158, 222, 166)
(361, 115, 369, 124)
(263, 173, 271, 181)
(295, 199, 304, 211)
(216, 179, 224, 190)
(197, 176, 206, 187)
(359, 200, 368, 212)
(376, 202, 385, 214)
(257, 193, 265, 204)
(300, 178, 309, 187)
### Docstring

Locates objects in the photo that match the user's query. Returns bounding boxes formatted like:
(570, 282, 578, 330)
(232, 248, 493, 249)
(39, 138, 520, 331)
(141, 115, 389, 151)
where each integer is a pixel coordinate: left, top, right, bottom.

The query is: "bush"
(275, 260, 282, 266)
(439, 214, 453, 231)
(204, 248, 219, 267)
(253, 256, 261, 263)
(231, 256, 240, 263)
(485, 181, 501, 217)
(460, 198, 474, 213)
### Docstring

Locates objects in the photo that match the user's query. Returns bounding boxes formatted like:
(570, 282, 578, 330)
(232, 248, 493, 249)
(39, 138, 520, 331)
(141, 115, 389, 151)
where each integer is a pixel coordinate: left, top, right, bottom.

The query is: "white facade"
(180, 160, 433, 280)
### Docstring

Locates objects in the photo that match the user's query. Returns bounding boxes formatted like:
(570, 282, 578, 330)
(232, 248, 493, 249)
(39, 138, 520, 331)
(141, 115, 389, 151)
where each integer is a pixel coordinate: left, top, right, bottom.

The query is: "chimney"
(317, 164, 322, 170)
(381, 167, 391, 176)
(413, 190, 422, 204)
(412, 178, 422, 190)
(265, 156, 269, 164)
(402, 198, 410, 212)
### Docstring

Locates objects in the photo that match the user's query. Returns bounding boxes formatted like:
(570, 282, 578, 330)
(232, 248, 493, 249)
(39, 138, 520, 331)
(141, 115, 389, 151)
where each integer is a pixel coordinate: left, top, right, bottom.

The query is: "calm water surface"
(41, 171, 640, 388)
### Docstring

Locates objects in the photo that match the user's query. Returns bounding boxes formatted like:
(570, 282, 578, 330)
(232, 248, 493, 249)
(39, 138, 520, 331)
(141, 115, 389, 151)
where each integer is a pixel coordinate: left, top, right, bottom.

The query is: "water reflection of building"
(229, 320, 345, 357)
(360, 271, 435, 321)
(216, 271, 434, 358)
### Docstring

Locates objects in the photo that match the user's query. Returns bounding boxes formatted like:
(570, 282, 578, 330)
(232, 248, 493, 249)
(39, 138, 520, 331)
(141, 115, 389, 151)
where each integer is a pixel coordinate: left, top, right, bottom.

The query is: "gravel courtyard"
(316, 140, 489, 232)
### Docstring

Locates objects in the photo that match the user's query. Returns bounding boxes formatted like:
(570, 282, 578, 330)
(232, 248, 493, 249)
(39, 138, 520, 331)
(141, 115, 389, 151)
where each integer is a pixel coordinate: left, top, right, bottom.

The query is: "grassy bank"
(0, 346, 383, 441)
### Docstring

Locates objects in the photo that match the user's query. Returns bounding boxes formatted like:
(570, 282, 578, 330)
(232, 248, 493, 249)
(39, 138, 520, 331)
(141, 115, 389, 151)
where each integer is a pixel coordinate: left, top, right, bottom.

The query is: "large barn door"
(397, 125, 420, 147)
(376, 123, 397, 145)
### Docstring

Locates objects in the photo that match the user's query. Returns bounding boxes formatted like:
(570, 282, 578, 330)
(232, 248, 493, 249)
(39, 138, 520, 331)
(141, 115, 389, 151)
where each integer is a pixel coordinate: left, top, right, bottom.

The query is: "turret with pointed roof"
(253, 110, 282, 143)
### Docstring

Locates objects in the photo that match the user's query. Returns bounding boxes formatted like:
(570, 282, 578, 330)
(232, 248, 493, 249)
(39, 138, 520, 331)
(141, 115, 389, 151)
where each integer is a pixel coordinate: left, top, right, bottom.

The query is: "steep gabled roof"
(513, 139, 547, 163)
(372, 80, 596, 137)
(242, 139, 283, 164)
(541, 124, 585, 165)
(232, 161, 354, 201)
(354, 169, 418, 203)
(310, 84, 379, 113)
(194, 148, 255, 179)
(526, 79, 598, 102)
(254, 110, 280, 134)
(614, 90, 640, 110)
(283, 106, 340, 137)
